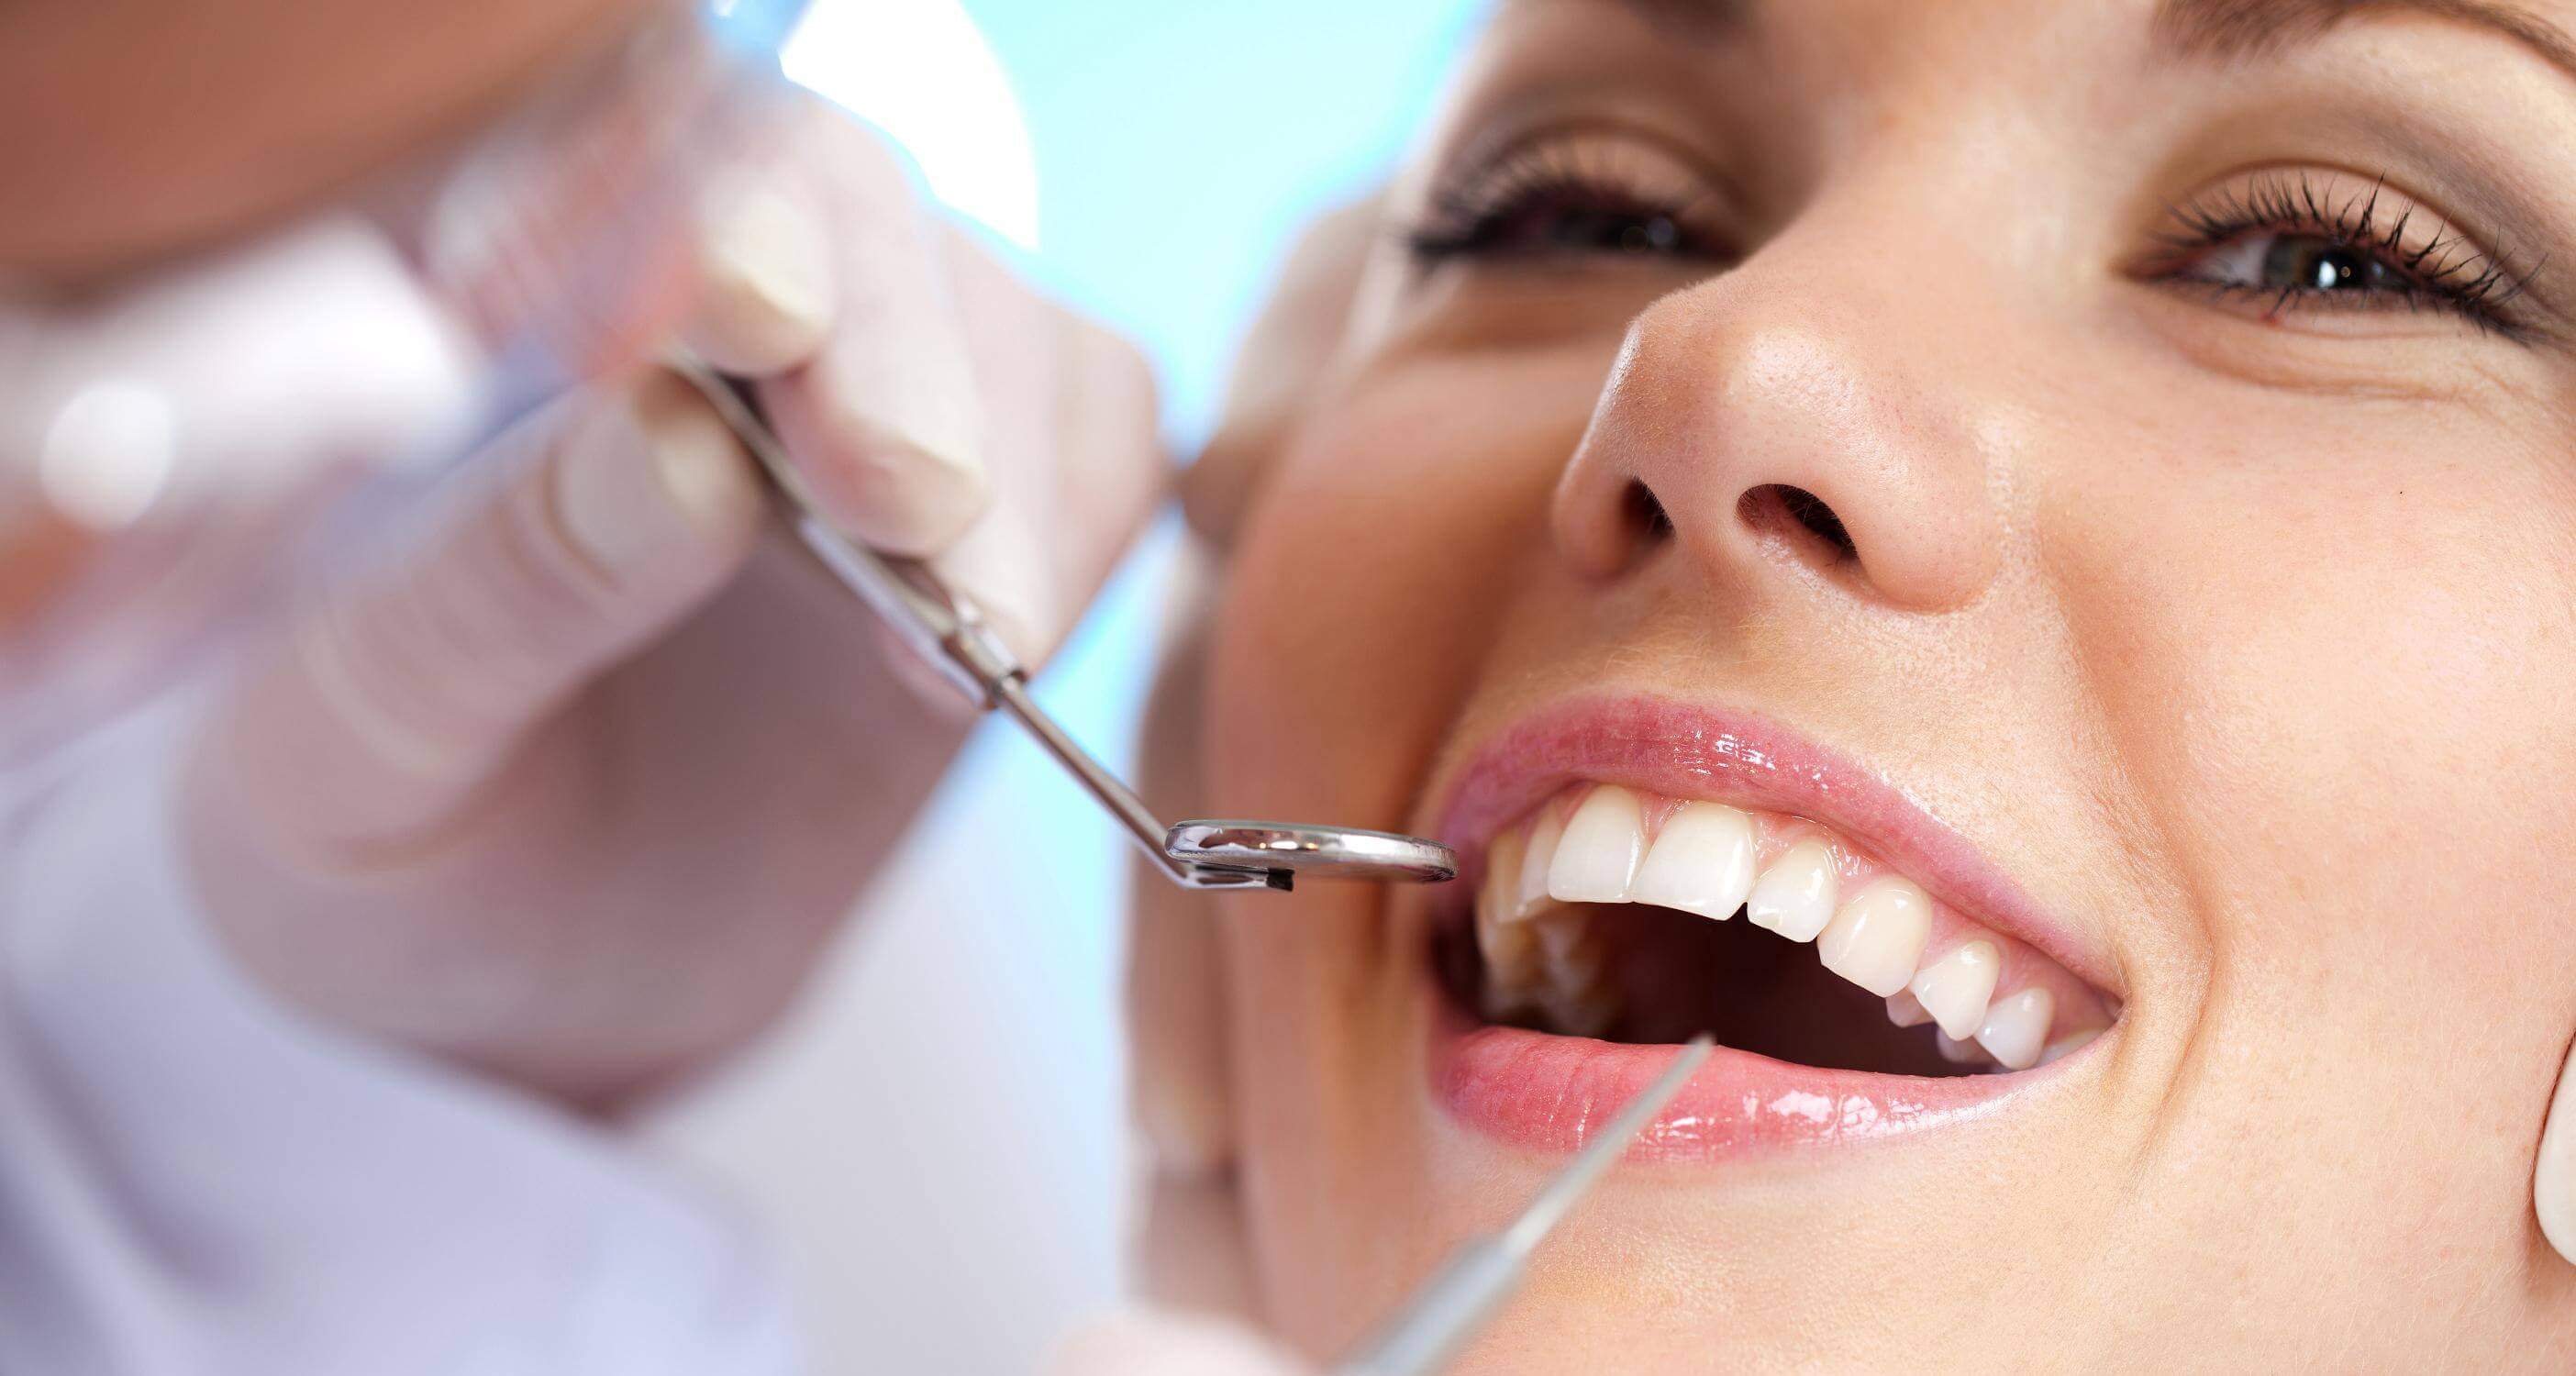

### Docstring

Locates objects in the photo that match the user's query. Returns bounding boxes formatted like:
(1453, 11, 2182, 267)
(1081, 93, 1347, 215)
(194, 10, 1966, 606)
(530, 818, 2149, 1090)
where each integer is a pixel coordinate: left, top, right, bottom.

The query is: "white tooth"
(1815, 877, 1931, 997)
(1907, 938, 2001, 1041)
(1745, 838, 1839, 941)
(1475, 898, 1538, 984)
(1628, 801, 1755, 920)
(1516, 807, 1564, 919)
(1532, 910, 1606, 989)
(1884, 990, 1933, 1028)
(1484, 828, 1529, 921)
(1935, 1030, 1990, 1065)
(1975, 987, 2055, 1070)
(1547, 785, 1646, 903)
(1475, 831, 1537, 980)
(2037, 1026, 2101, 1066)
(1529, 909, 1616, 1037)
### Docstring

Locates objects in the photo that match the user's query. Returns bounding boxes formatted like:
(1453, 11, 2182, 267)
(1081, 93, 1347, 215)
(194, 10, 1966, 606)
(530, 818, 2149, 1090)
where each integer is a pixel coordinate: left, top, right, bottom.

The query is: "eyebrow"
(1585, 0, 1749, 43)
(1588, 0, 2576, 81)
(2152, 0, 2576, 83)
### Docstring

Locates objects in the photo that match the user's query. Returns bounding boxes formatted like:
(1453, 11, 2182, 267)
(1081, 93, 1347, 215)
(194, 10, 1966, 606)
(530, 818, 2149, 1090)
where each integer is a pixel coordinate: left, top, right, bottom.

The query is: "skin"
(1145, 0, 2576, 1368)
(0, 0, 654, 291)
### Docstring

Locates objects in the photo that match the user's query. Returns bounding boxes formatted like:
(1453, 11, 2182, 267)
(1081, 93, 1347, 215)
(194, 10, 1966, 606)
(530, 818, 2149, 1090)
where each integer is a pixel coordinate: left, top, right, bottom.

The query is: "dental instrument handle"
(796, 508, 1274, 891)
(664, 353, 1282, 891)
(1331, 1035, 1715, 1376)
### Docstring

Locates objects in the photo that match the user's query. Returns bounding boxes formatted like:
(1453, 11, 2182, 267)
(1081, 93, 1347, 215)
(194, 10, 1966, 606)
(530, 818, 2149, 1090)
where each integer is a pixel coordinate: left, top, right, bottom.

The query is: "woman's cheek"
(1204, 348, 1606, 827)
(2039, 402, 2576, 1198)
(1197, 345, 1621, 1340)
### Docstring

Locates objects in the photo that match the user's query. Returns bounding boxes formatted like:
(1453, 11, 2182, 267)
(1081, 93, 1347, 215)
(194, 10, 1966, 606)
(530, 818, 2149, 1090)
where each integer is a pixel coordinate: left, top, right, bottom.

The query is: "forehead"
(1493, 0, 2576, 78)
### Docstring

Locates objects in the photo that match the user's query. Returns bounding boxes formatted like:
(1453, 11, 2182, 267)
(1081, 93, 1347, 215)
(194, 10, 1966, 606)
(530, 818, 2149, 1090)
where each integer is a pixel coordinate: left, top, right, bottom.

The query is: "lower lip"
(1428, 997, 2039, 1161)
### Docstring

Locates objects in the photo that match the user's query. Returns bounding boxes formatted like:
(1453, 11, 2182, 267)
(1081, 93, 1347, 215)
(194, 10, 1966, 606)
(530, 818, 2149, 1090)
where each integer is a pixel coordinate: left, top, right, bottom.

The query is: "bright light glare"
(40, 382, 176, 531)
(782, 0, 1041, 250)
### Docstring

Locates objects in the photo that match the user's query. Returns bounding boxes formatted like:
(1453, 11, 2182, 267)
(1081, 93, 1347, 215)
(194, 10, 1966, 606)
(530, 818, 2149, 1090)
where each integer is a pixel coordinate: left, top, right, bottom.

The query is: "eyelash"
(1404, 138, 1732, 267)
(1406, 145, 2537, 338)
(2139, 170, 2534, 334)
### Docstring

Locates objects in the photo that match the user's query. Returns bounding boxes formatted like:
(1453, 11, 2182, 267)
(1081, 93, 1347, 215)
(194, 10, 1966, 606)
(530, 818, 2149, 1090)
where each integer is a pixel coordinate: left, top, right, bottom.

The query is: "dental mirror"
(1165, 821, 1459, 887)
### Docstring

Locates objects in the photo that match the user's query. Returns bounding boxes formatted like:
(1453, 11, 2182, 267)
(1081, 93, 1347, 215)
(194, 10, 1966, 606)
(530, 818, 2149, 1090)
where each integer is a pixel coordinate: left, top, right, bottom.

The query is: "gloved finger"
(755, 99, 987, 557)
(924, 219, 1162, 665)
(1045, 1309, 1312, 1376)
(1184, 194, 1382, 549)
(211, 369, 761, 850)
(1036, 294, 1164, 604)
(675, 168, 837, 376)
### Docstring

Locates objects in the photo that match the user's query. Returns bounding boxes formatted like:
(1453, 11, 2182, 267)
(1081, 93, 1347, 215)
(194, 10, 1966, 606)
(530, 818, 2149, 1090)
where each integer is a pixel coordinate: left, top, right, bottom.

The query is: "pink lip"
(1424, 693, 2112, 988)
(1435, 1012, 2041, 1160)
(1416, 692, 2113, 1161)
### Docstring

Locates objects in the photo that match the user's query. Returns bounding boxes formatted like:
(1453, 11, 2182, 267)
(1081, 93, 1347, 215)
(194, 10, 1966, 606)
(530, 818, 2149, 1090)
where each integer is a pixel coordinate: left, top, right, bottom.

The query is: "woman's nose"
(1551, 261, 2010, 615)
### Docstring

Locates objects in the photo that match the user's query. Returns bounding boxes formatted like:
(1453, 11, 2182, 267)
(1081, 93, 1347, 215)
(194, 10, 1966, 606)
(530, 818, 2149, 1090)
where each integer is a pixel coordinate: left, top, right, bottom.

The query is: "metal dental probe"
(666, 354, 1459, 892)
(1333, 1033, 1719, 1376)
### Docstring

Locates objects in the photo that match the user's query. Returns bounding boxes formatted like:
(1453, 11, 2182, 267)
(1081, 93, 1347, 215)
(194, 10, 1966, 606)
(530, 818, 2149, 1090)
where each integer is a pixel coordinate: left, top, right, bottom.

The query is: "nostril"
(1740, 483, 1857, 561)
(1624, 481, 1676, 544)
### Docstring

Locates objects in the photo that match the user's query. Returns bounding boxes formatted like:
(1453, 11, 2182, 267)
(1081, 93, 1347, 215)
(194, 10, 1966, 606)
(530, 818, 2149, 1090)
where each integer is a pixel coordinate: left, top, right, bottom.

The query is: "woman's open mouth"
(1418, 695, 2125, 1160)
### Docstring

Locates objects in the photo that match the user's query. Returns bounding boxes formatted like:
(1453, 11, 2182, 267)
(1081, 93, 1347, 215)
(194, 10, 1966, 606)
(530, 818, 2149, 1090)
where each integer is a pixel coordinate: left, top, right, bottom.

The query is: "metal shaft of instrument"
(669, 351, 1281, 890)
(1333, 1035, 1714, 1376)
(1502, 1033, 1712, 1259)
(987, 676, 1192, 881)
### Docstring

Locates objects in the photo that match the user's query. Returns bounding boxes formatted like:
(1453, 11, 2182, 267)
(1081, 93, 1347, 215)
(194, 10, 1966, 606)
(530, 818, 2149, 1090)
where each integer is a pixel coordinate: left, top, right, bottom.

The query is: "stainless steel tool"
(1333, 1035, 1717, 1376)
(668, 355, 1458, 893)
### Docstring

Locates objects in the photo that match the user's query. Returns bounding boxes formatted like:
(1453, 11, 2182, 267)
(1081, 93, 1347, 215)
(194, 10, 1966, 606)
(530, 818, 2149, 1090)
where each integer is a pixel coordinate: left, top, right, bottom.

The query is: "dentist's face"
(0, 0, 654, 287)
(1204, 0, 2576, 1368)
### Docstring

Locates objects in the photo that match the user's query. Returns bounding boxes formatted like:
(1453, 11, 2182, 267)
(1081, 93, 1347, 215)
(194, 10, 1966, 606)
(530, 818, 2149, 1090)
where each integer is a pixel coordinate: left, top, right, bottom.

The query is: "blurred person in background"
(1, 0, 1300, 1370)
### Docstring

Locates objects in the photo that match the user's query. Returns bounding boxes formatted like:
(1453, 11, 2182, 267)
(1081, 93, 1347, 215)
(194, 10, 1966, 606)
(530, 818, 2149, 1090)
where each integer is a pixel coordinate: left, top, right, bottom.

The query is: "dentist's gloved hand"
(181, 93, 1161, 1111)
(1046, 1310, 1315, 1376)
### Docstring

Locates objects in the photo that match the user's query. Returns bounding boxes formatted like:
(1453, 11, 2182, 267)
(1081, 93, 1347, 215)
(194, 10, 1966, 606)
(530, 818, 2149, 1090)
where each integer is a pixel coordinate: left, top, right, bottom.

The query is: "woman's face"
(1201, 0, 2576, 1367)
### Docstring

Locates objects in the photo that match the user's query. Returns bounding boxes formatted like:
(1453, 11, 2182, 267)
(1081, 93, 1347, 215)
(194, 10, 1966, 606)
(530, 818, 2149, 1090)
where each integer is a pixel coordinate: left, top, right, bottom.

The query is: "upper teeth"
(1471, 782, 2101, 1071)
(1629, 801, 1757, 919)
(1746, 838, 1838, 940)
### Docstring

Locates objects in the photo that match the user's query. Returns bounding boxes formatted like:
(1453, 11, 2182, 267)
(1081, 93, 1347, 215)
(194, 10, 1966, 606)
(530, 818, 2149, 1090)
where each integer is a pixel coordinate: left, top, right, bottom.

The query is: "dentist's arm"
(182, 93, 1165, 1112)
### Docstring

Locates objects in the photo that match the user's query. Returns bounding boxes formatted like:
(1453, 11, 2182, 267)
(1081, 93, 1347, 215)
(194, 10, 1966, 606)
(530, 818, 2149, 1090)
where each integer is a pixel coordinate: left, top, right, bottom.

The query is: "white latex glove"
(181, 92, 1162, 1111)
(1046, 1310, 1316, 1376)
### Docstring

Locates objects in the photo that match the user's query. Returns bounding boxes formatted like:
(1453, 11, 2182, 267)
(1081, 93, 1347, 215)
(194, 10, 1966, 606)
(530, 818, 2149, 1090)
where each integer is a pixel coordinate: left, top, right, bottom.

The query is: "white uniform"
(0, 695, 801, 1376)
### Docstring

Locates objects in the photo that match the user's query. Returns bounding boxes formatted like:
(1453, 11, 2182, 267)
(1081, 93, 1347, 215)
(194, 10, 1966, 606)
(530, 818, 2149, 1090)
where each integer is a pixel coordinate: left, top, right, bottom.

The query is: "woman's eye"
(2141, 170, 2531, 334)
(2180, 229, 2430, 305)
(1411, 192, 1699, 262)
(1404, 132, 1732, 271)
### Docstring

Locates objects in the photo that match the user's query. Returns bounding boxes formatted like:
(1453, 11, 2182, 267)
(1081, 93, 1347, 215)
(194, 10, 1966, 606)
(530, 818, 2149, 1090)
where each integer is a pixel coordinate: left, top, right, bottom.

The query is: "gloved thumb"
(208, 369, 761, 851)
(1045, 1309, 1314, 1376)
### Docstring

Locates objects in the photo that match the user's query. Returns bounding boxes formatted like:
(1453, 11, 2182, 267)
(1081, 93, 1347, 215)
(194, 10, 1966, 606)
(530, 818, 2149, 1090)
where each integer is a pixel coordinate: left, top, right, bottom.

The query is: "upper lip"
(1414, 691, 2120, 996)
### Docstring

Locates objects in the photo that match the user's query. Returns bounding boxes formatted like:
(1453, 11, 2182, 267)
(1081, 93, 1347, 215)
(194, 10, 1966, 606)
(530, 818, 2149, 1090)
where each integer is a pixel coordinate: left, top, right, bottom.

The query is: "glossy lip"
(1423, 692, 2115, 990)
(1433, 1004, 2056, 1160)
(1416, 691, 2117, 1161)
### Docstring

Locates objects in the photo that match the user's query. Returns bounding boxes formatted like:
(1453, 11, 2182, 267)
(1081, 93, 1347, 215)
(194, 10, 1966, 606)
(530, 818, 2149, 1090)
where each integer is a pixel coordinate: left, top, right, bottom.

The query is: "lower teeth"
(1458, 900, 2017, 1075)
